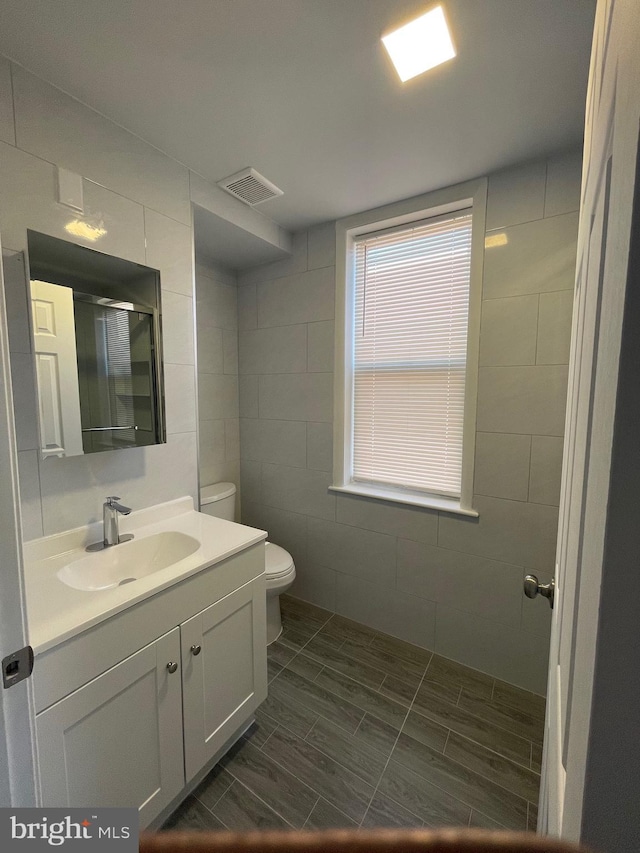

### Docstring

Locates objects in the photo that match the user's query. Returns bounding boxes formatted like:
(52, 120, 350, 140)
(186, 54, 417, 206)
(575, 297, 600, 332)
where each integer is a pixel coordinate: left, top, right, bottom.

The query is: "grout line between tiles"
(357, 664, 427, 827)
(220, 776, 299, 830)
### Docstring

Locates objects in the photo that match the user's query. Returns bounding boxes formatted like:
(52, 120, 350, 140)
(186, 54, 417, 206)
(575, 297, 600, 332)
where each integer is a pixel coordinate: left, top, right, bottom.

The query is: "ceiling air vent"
(217, 168, 283, 206)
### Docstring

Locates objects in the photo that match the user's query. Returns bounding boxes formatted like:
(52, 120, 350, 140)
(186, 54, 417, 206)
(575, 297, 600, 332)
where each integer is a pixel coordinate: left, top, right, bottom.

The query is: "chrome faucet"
(102, 496, 131, 547)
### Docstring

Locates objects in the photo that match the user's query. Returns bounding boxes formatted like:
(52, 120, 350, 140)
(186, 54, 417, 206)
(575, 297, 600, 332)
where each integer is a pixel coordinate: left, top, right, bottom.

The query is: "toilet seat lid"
(265, 542, 294, 578)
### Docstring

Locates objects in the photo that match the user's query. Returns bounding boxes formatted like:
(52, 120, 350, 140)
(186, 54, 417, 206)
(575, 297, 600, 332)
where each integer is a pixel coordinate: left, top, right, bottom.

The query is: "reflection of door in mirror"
(74, 298, 158, 453)
(30, 280, 83, 458)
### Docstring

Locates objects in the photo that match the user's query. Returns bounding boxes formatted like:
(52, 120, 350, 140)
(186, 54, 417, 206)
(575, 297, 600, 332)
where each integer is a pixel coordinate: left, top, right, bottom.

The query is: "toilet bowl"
(199, 483, 296, 644)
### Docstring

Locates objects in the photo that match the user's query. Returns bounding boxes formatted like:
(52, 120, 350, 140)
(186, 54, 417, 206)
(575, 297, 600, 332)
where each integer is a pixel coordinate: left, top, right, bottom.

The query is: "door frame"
(0, 239, 39, 807)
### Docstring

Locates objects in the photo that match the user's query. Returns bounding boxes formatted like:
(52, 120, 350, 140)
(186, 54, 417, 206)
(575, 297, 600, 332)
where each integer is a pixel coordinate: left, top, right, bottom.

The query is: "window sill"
(328, 483, 479, 517)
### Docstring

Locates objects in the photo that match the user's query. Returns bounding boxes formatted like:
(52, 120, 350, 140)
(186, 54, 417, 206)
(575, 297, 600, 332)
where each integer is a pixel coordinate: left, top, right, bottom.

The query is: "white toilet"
(199, 483, 296, 645)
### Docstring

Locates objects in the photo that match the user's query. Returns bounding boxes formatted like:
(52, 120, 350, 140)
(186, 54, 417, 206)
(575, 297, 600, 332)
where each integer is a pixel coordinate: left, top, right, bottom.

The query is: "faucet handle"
(105, 496, 121, 505)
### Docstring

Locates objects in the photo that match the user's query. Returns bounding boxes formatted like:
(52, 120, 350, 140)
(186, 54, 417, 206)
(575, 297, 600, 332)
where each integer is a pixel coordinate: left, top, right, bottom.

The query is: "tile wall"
(0, 58, 199, 537)
(237, 151, 582, 694)
(196, 261, 241, 511)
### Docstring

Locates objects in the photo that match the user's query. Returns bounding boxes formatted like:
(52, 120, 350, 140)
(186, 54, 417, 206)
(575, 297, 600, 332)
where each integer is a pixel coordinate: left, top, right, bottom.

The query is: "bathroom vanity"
(24, 497, 267, 828)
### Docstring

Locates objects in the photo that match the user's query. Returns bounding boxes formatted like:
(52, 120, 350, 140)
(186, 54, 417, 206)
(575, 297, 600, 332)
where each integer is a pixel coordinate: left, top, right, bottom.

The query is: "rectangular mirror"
(27, 230, 165, 458)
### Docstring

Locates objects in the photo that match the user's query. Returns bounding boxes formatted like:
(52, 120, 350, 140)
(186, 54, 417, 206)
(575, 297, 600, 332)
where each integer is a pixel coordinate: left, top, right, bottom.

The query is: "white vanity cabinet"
(36, 628, 184, 827)
(181, 581, 267, 781)
(32, 542, 267, 828)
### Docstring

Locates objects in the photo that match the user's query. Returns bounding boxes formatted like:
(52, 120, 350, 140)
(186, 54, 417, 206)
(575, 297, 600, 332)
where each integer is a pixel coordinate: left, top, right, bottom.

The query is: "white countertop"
(24, 497, 267, 655)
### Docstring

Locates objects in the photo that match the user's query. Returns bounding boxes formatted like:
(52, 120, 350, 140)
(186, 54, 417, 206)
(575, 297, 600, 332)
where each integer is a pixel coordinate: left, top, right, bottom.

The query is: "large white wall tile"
(12, 67, 190, 224)
(164, 364, 197, 434)
(237, 284, 257, 330)
(308, 517, 395, 585)
(240, 418, 307, 468)
(306, 422, 333, 473)
(307, 222, 336, 270)
(241, 501, 308, 566)
(197, 326, 224, 374)
(537, 290, 574, 365)
(308, 320, 334, 373)
(196, 278, 238, 330)
(225, 418, 240, 461)
(477, 365, 569, 435)
(162, 290, 195, 365)
(240, 459, 262, 504)
(0, 57, 15, 145)
(262, 464, 335, 521)
(474, 432, 531, 501)
(483, 212, 579, 299)
(529, 435, 564, 506)
(397, 540, 522, 627)
(39, 431, 197, 535)
(486, 160, 546, 230)
(257, 266, 334, 327)
(145, 209, 194, 297)
(239, 325, 307, 374)
(198, 374, 238, 420)
(0, 142, 145, 263)
(544, 149, 582, 218)
(259, 373, 333, 422)
(199, 418, 226, 472)
(435, 605, 549, 694)
(238, 375, 258, 418)
(18, 450, 43, 541)
(335, 573, 436, 650)
(438, 495, 559, 571)
(479, 295, 538, 366)
(290, 561, 337, 612)
(336, 494, 437, 544)
(223, 329, 238, 375)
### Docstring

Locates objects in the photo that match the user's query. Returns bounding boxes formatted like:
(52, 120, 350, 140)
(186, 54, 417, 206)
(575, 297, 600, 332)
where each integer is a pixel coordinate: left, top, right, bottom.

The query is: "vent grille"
(217, 168, 283, 206)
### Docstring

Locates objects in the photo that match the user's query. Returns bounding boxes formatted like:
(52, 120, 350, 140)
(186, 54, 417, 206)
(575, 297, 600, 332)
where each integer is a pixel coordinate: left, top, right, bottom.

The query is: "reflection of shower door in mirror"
(30, 279, 83, 458)
(74, 297, 158, 453)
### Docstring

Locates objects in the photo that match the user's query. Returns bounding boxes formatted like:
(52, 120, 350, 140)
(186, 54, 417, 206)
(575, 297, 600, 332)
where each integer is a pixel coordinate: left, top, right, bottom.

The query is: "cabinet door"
(182, 577, 267, 781)
(36, 627, 184, 828)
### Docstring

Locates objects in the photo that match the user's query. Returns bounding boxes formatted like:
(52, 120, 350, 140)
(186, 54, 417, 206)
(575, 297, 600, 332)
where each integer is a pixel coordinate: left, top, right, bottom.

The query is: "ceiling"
(0, 0, 595, 234)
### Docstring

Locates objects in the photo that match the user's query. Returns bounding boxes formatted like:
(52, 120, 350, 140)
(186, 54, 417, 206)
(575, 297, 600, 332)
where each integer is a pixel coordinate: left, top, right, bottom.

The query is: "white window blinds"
(352, 210, 472, 497)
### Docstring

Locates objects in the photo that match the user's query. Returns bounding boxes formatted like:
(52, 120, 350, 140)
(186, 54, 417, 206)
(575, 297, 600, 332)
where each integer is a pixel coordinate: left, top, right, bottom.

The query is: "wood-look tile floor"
(161, 596, 544, 834)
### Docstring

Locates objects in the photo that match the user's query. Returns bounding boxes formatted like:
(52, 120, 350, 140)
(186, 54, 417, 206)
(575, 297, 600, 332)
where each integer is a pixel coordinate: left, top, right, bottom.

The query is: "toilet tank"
(200, 482, 236, 521)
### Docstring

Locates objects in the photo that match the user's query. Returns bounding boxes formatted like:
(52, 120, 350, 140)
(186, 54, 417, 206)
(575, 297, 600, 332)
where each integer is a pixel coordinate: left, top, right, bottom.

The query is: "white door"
(0, 240, 39, 808)
(36, 628, 184, 828)
(30, 279, 83, 458)
(181, 579, 267, 782)
(539, 0, 640, 843)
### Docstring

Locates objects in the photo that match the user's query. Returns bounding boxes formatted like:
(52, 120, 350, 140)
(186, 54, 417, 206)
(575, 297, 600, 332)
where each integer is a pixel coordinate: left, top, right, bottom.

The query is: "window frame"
(331, 178, 487, 517)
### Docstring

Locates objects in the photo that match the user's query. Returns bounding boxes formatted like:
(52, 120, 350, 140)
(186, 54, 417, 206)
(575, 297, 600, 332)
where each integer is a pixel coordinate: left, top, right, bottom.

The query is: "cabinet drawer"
(34, 543, 264, 712)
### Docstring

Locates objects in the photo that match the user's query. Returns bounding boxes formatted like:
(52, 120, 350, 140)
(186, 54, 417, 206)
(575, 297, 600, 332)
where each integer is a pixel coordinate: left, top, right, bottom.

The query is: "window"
(332, 180, 486, 516)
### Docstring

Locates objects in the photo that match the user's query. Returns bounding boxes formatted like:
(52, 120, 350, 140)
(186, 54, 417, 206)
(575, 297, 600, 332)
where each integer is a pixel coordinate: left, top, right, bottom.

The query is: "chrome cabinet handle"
(524, 575, 555, 609)
(190, 644, 202, 656)
(166, 661, 178, 673)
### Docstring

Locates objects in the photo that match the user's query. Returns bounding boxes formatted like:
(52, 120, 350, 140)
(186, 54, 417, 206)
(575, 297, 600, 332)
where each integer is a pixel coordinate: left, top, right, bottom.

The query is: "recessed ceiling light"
(382, 6, 456, 83)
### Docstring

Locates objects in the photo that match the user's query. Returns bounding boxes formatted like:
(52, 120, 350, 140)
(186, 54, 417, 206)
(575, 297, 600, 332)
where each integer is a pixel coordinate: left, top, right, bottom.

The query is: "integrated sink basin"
(57, 531, 201, 591)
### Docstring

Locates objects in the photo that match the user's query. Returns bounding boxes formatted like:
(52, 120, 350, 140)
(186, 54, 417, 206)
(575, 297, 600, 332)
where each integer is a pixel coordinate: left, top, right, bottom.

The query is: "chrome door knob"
(524, 575, 555, 609)
(190, 644, 202, 656)
(166, 661, 178, 673)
